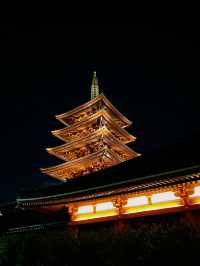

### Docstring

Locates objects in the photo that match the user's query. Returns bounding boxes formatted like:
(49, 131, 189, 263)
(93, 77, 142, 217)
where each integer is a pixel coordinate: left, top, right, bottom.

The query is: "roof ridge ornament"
(91, 71, 99, 99)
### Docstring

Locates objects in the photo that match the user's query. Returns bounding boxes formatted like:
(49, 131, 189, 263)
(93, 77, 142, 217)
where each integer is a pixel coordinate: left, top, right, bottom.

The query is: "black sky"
(0, 23, 199, 202)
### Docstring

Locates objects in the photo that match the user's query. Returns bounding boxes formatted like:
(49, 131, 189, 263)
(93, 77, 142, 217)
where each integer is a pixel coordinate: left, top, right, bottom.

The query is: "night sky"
(0, 24, 199, 202)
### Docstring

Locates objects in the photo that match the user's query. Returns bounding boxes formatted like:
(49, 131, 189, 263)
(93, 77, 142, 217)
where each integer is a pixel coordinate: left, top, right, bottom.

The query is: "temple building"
(1, 72, 200, 230)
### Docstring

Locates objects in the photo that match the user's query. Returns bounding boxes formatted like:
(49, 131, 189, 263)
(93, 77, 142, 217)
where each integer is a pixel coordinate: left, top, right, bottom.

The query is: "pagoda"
(41, 72, 140, 181)
(1, 72, 200, 229)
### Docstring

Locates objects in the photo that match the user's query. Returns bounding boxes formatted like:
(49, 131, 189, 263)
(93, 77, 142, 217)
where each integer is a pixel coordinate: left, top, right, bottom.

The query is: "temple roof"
(41, 148, 123, 181)
(18, 133, 200, 202)
(47, 126, 138, 161)
(52, 110, 135, 144)
(55, 94, 132, 128)
(18, 163, 200, 206)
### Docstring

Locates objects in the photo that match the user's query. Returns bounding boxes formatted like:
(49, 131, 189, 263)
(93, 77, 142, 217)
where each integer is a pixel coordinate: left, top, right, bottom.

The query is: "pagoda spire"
(91, 71, 99, 99)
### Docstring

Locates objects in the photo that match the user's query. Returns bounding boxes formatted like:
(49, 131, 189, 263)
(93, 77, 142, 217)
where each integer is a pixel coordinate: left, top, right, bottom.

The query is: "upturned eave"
(52, 110, 135, 144)
(47, 126, 139, 161)
(40, 148, 122, 181)
(55, 94, 132, 128)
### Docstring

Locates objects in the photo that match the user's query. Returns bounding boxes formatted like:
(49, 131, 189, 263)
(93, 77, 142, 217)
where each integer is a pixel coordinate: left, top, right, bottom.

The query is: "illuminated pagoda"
(41, 72, 140, 181)
(1, 72, 200, 231)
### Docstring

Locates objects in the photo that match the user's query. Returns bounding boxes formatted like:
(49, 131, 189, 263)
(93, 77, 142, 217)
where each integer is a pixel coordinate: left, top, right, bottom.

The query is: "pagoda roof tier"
(55, 94, 132, 128)
(52, 110, 135, 144)
(41, 148, 126, 181)
(47, 127, 139, 162)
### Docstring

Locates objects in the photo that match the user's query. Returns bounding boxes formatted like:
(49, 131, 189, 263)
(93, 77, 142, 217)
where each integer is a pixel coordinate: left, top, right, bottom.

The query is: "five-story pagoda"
(41, 72, 140, 181)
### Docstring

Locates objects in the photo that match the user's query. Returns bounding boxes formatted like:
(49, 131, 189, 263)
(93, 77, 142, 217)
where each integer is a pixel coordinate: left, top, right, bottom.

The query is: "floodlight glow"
(151, 191, 179, 203)
(125, 196, 148, 207)
(74, 209, 117, 221)
(96, 202, 115, 211)
(190, 186, 200, 197)
(77, 205, 93, 214)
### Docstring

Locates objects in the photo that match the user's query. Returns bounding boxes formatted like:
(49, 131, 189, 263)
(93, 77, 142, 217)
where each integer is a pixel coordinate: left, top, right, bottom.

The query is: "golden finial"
(91, 71, 99, 99)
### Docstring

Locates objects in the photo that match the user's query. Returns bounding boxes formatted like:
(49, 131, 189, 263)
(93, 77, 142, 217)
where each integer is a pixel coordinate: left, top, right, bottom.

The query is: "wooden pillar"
(113, 197, 127, 217)
(68, 224, 79, 239)
(113, 197, 127, 233)
(114, 219, 126, 233)
(68, 205, 78, 221)
(147, 194, 152, 205)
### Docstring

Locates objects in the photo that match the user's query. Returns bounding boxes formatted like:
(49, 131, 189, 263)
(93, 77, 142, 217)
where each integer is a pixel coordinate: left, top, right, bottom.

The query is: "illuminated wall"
(124, 192, 182, 215)
(74, 202, 117, 221)
(70, 184, 200, 223)
(189, 186, 200, 205)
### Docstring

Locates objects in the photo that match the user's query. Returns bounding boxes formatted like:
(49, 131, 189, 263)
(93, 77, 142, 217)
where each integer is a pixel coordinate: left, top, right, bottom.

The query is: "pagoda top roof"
(55, 93, 132, 128)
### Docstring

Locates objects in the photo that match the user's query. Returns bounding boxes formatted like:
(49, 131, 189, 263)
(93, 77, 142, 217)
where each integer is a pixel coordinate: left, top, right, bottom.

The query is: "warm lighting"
(124, 201, 182, 215)
(151, 191, 179, 203)
(96, 202, 115, 211)
(74, 210, 118, 221)
(74, 201, 117, 221)
(125, 196, 148, 207)
(124, 192, 182, 215)
(190, 186, 200, 197)
(189, 186, 200, 205)
(77, 205, 93, 214)
(73, 191, 185, 222)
